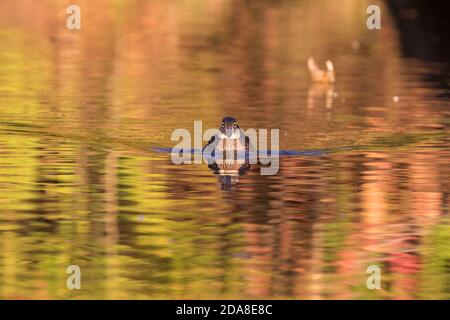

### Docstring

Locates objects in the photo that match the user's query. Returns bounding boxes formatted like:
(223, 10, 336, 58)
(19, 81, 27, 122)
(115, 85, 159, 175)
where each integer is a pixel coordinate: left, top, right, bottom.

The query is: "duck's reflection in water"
(307, 83, 336, 110)
(208, 159, 251, 191)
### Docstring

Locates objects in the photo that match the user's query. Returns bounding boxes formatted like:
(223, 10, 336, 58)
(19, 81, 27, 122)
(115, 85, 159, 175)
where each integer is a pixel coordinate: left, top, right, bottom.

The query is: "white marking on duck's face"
(218, 130, 240, 140)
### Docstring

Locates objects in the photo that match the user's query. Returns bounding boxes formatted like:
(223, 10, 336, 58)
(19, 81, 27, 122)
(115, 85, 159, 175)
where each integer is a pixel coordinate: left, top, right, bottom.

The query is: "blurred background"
(0, 0, 448, 299)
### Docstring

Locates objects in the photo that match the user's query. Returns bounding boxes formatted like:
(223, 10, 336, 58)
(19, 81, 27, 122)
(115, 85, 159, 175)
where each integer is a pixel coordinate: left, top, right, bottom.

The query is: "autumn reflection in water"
(0, 0, 448, 299)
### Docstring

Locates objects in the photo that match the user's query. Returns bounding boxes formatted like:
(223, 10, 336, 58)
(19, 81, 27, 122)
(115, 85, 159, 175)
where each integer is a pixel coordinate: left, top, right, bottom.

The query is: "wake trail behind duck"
(151, 146, 356, 157)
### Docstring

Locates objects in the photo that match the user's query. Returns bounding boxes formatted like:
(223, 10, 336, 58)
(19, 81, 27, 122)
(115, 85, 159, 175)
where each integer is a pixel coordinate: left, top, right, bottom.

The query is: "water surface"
(0, 0, 449, 299)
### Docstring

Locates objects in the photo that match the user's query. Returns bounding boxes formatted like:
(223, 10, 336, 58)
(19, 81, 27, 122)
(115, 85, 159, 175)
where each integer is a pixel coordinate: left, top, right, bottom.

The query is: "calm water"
(0, 0, 449, 299)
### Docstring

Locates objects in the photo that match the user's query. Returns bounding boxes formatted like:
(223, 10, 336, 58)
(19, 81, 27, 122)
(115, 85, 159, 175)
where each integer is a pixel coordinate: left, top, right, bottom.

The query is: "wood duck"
(203, 116, 250, 157)
(203, 117, 251, 188)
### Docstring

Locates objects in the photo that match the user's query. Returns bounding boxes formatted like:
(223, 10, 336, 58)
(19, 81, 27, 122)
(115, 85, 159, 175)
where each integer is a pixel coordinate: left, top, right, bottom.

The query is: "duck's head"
(220, 116, 240, 138)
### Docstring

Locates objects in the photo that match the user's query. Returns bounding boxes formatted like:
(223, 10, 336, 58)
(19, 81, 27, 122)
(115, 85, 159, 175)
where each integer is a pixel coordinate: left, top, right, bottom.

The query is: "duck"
(307, 57, 335, 83)
(203, 116, 250, 156)
(203, 117, 251, 188)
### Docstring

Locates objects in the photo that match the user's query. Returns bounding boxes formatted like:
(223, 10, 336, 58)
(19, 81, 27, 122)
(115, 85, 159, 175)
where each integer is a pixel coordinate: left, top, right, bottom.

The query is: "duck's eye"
(221, 122, 225, 127)
(233, 123, 237, 128)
